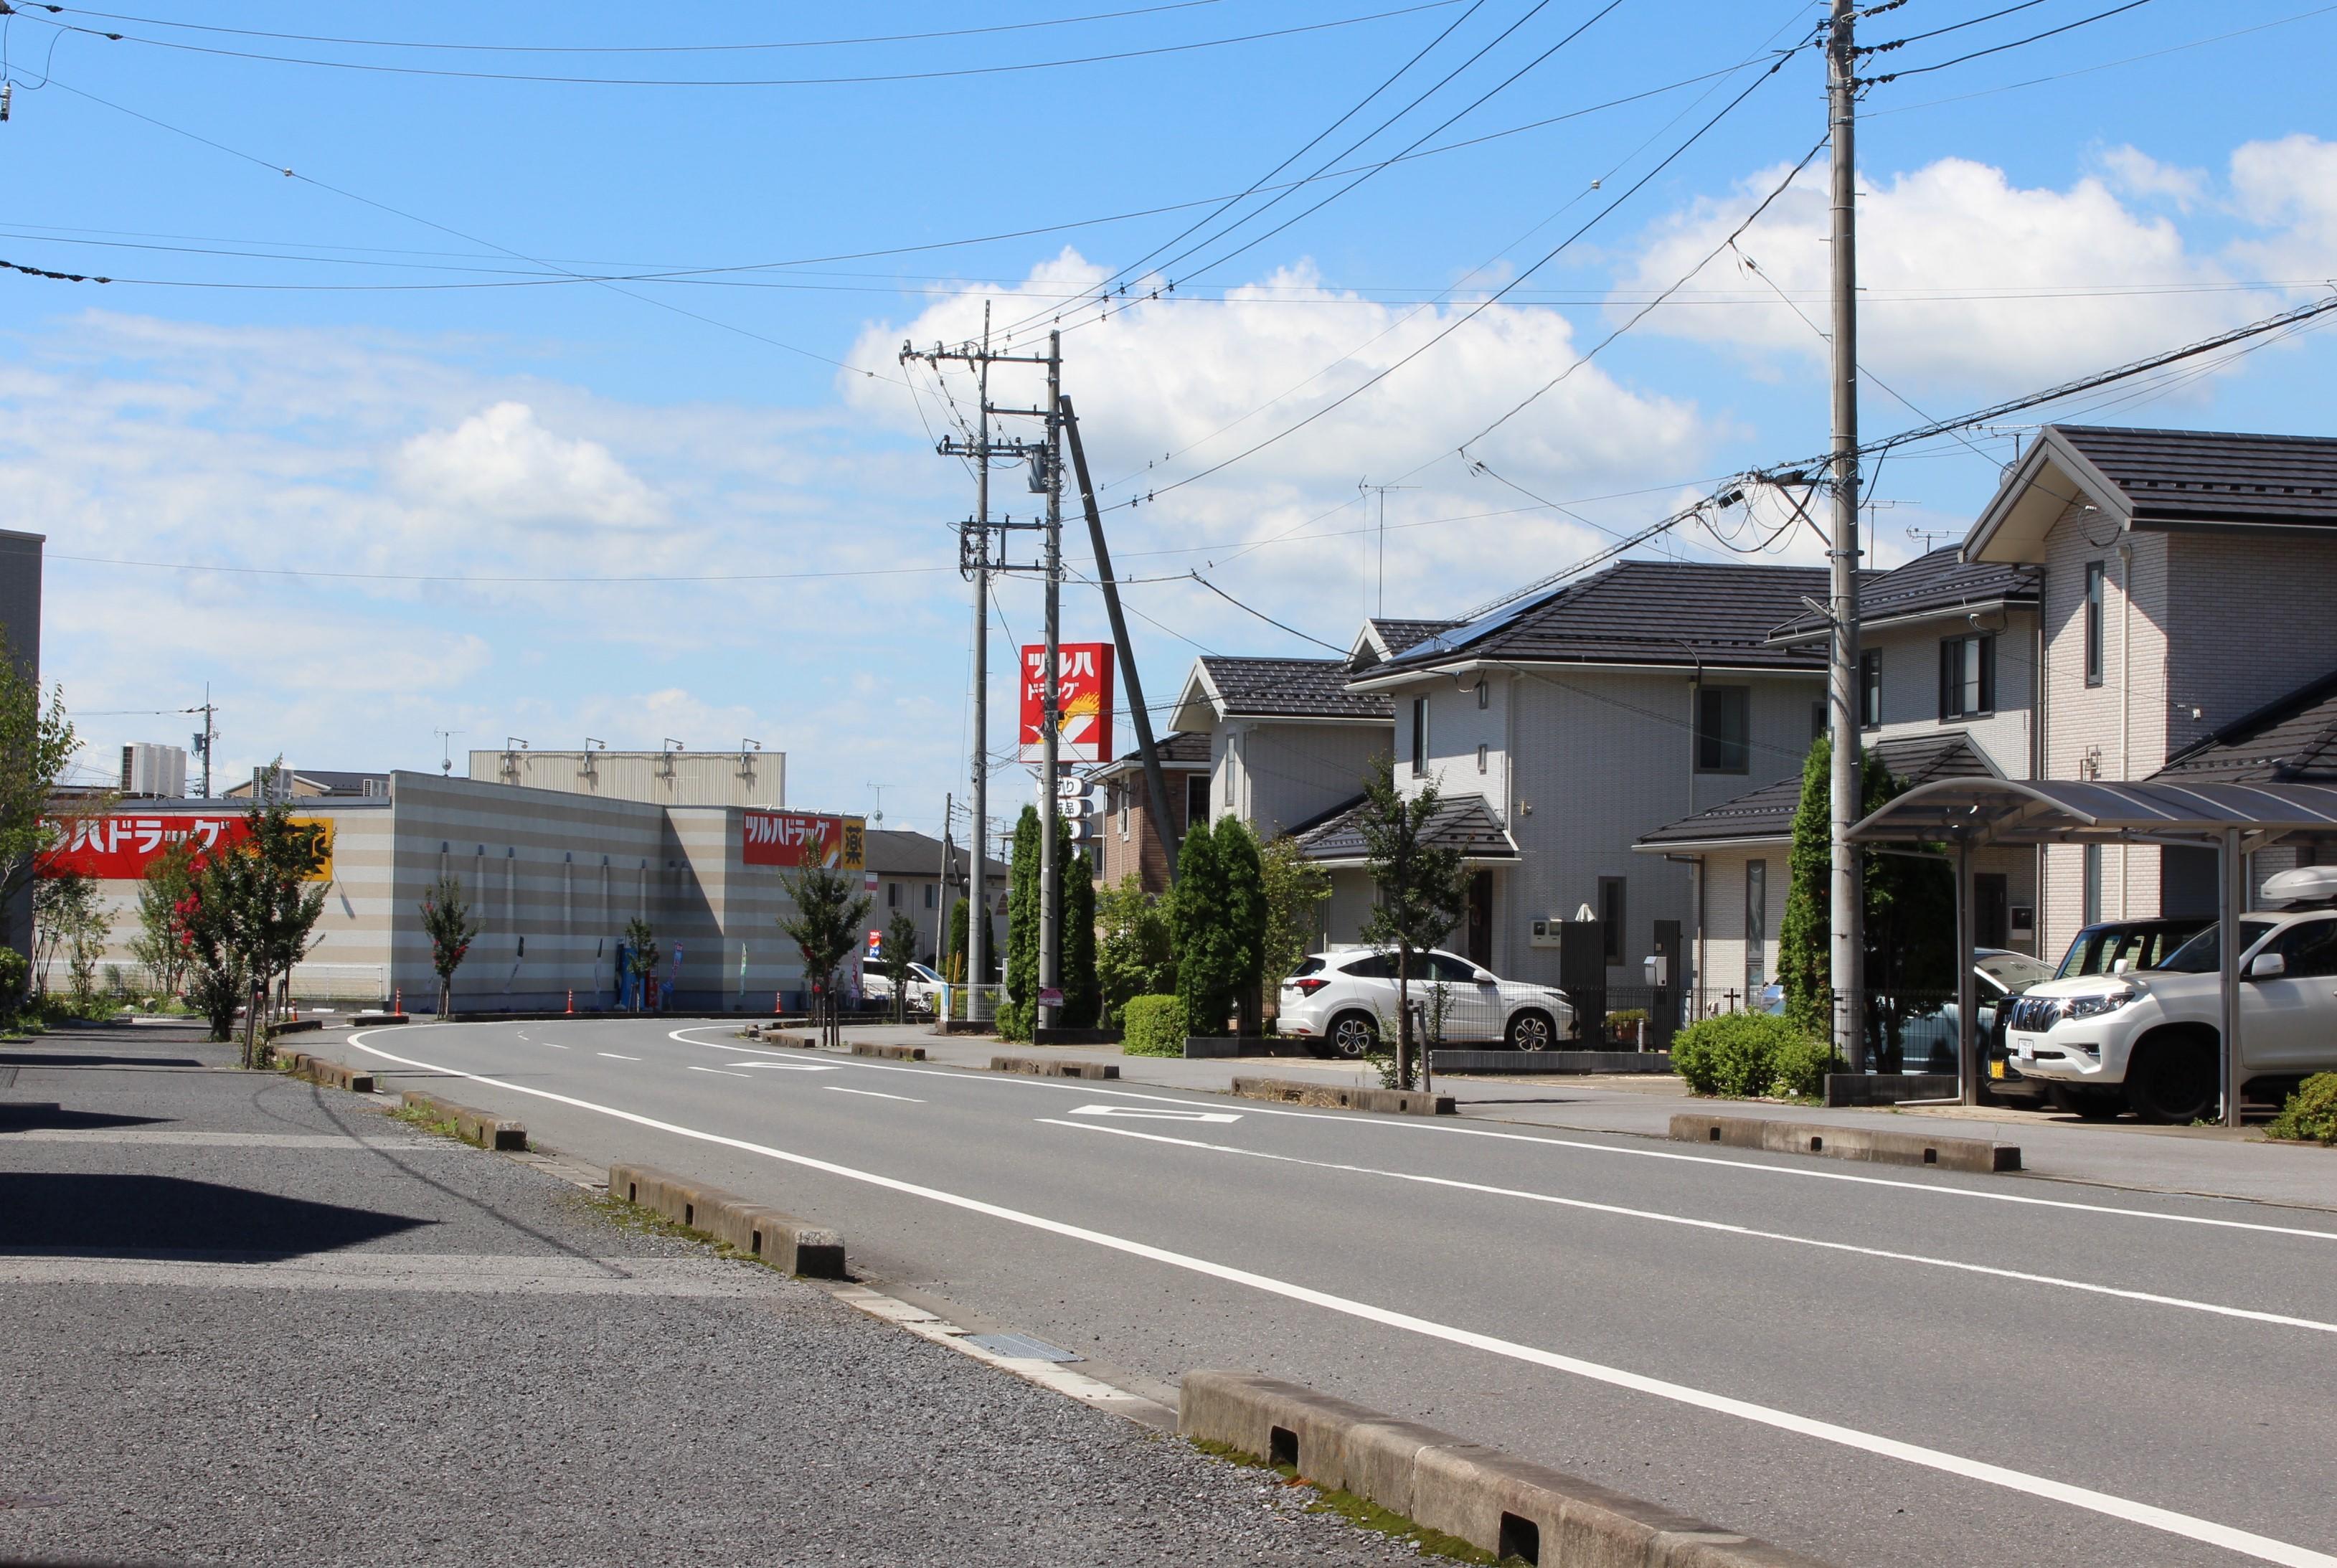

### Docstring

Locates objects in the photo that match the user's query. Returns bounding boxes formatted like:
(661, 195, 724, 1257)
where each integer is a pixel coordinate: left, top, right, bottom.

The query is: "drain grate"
(963, 1332, 1083, 1363)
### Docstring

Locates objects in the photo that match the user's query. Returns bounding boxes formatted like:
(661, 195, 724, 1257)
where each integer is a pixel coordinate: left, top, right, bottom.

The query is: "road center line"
(658, 1027, 2337, 1243)
(687, 1066, 750, 1078)
(1036, 1118, 2337, 1337)
(344, 1029, 2336, 1568)
(828, 1087, 925, 1103)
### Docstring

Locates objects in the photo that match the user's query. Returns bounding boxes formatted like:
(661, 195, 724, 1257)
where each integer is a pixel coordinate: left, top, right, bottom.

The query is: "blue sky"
(6, 0, 2333, 849)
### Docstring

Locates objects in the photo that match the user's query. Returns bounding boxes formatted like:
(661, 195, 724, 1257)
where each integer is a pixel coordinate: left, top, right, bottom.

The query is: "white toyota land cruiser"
(2003, 866, 2337, 1123)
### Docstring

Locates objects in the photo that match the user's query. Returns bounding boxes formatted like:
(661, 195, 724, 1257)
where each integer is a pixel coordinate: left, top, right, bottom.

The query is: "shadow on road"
(0, 1052, 205, 1069)
(0, 1105, 170, 1132)
(0, 1173, 432, 1258)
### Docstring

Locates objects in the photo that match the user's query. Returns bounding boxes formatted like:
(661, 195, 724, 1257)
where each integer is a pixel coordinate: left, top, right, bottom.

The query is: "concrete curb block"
(1669, 1112, 2020, 1173)
(608, 1161, 846, 1277)
(851, 1042, 927, 1062)
(1823, 1072, 1957, 1107)
(400, 1090, 527, 1152)
(263, 1018, 324, 1039)
(1229, 1076, 1453, 1117)
(991, 1055, 1120, 1080)
(280, 1052, 376, 1095)
(1180, 1371, 1832, 1568)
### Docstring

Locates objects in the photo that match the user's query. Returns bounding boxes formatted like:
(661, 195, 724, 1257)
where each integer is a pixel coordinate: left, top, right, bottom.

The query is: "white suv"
(1276, 948, 1574, 1059)
(2003, 867, 2337, 1123)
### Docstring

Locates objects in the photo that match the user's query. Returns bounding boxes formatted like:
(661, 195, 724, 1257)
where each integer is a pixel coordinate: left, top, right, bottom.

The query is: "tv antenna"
(433, 729, 463, 776)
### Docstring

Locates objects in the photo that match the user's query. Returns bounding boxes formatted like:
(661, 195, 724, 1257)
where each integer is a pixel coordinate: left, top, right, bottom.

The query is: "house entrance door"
(1465, 870, 1493, 969)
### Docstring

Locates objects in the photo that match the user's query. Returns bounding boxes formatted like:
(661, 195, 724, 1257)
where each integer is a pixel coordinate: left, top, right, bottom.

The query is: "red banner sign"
(39, 813, 335, 881)
(741, 811, 865, 869)
(1019, 641, 1114, 765)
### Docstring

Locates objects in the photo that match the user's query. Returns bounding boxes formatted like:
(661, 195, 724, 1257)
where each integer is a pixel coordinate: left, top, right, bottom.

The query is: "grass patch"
(1184, 1438, 1517, 1566)
(582, 1191, 795, 1277)
(389, 1102, 466, 1141)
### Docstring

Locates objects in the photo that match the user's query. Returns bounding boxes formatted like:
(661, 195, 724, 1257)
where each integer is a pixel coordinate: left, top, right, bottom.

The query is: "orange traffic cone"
(393, 987, 402, 1015)
(565, 989, 574, 1015)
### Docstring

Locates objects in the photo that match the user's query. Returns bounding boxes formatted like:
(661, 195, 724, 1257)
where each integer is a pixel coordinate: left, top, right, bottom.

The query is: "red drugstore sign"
(1018, 641, 1115, 765)
(39, 813, 336, 881)
(741, 811, 866, 870)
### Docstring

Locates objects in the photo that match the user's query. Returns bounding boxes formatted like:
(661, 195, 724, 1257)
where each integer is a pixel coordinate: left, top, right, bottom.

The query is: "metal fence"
(1689, 985, 1969, 1073)
(1370, 981, 1679, 1052)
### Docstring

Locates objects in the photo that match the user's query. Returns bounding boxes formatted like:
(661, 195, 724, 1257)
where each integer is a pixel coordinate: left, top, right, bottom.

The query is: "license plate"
(1988, 1059, 2006, 1080)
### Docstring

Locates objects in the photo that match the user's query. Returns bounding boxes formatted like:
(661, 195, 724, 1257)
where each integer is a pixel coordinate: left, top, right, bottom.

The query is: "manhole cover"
(963, 1333, 1082, 1363)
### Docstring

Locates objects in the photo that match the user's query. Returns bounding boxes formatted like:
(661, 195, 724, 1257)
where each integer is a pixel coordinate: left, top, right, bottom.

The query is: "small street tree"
(1259, 833, 1331, 1006)
(0, 629, 77, 955)
(779, 862, 869, 1044)
(1061, 850, 1100, 1029)
(128, 841, 199, 1001)
(33, 871, 107, 1006)
(1000, 806, 1042, 1039)
(1169, 819, 1234, 1039)
(242, 792, 329, 1035)
(176, 861, 248, 1044)
(420, 874, 483, 1019)
(623, 915, 659, 1011)
(884, 910, 920, 1022)
(1356, 755, 1470, 1090)
(1212, 817, 1267, 1034)
(1095, 873, 1176, 1029)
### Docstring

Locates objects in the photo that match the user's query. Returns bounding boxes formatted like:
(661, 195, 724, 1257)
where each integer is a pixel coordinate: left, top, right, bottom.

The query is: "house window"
(1476, 678, 1489, 710)
(1410, 696, 1429, 777)
(1859, 648, 1882, 728)
(1745, 860, 1768, 996)
(1937, 634, 1996, 719)
(1810, 699, 1827, 741)
(1476, 742, 1488, 774)
(2082, 844, 2102, 926)
(1598, 876, 1626, 965)
(1695, 686, 1750, 774)
(924, 883, 937, 910)
(1118, 782, 1130, 839)
(2084, 562, 2106, 686)
(887, 882, 899, 909)
(1185, 772, 1209, 827)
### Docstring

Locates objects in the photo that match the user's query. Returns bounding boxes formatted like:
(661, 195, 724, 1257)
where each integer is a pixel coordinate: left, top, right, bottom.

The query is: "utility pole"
(1826, 0, 1866, 1070)
(1039, 329, 1064, 1033)
(902, 313, 1057, 1023)
(185, 686, 217, 798)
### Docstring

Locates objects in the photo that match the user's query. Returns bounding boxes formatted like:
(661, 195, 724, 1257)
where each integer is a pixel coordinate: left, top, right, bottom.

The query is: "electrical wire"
(1863, 0, 2156, 83)
(23, 3, 1467, 88)
(42, 552, 959, 585)
(1182, 572, 1351, 653)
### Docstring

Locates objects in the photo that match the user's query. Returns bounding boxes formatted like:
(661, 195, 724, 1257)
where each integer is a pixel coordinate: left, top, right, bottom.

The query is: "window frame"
(1937, 633, 1997, 720)
(1185, 772, 1210, 829)
(1410, 695, 1429, 778)
(1745, 859, 1768, 994)
(1694, 685, 1752, 775)
(1597, 875, 1626, 965)
(2082, 843, 2103, 927)
(2084, 561, 2106, 687)
(1859, 648, 1883, 729)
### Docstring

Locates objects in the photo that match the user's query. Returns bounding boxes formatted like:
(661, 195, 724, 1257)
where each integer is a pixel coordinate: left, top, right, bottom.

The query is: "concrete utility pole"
(1826, 0, 1867, 1070)
(1039, 330, 1064, 1033)
(970, 316, 991, 997)
(186, 686, 217, 798)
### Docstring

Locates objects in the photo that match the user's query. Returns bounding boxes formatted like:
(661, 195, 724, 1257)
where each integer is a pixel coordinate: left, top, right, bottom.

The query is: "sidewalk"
(0, 1024, 1425, 1568)
(821, 1021, 2337, 1212)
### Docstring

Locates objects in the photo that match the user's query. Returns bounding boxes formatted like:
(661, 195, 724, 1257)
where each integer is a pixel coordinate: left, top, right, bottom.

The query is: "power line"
(1862, 0, 2156, 82)
(43, 552, 960, 585)
(25, 2, 1465, 88)
(1182, 572, 1350, 653)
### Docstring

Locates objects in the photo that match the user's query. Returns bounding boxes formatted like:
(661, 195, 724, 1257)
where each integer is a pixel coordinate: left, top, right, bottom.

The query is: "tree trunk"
(1395, 950, 1414, 1091)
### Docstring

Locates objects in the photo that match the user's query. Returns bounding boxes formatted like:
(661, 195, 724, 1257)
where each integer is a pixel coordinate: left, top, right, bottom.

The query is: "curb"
(992, 1054, 1119, 1080)
(264, 1018, 324, 1039)
(280, 1052, 376, 1095)
(610, 1161, 846, 1277)
(1229, 1075, 1453, 1117)
(1670, 1112, 2021, 1173)
(401, 1090, 528, 1151)
(1180, 1371, 1831, 1568)
(851, 1042, 927, 1062)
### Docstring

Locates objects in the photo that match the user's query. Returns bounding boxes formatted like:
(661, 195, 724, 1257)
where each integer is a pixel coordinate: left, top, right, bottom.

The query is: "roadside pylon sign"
(1018, 642, 1114, 764)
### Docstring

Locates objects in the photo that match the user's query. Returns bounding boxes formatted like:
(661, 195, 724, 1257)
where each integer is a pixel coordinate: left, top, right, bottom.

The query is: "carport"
(1847, 778, 2337, 1125)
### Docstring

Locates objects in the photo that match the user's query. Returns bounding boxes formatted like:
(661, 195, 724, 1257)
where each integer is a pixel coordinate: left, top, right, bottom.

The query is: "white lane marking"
(543, 1043, 569, 1050)
(688, 1066, 750, 1079)
(598, 1053, 641, 1062)
(828, 1086, 925, 1103)
(658, 1026, 2337, 1242)
(1038, 1119, 2337, 1338)
(728, 1060, 842, 1073)
(344, 1029, 2336, 1568)
(1068, 1105, 1243, 1124)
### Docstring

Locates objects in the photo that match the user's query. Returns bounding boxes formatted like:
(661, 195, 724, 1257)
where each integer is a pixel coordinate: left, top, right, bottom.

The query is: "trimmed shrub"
(2267, 1072, 2337, 1146)
(1122, 994, 1187, 1058)
(1768, 1032, 1842, 1100)
(1671, 1011, 1826, 1099)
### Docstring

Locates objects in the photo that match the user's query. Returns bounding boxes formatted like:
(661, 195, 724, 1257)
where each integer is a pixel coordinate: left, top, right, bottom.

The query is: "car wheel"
(2125, 1036, 2219, 1125)
(1506, 1010, 1557, 1051)
(2046, 1085, 2123, 1121)
(1326, 1011, 1379, 1059)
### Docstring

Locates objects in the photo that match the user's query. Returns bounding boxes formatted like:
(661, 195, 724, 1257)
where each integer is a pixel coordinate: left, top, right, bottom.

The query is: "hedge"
(2267, 1072, 2337, 1146)
(1671, 1011, 1836, 1099)
(1122, 994, 1188, 1058)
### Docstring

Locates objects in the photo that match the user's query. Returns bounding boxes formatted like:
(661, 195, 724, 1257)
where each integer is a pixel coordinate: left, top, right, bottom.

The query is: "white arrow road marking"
(828, 1087, 924, 1103)
(727, 1060, 843, 1072)
(1066, 1105, 1242, 1124)
(341, 1029, 2336, 1568)
(687, 1067, 750, 1078)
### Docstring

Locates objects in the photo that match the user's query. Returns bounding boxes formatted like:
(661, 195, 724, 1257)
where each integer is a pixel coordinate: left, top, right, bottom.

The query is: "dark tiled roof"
(1375, 561, 1828, 676)
(1369, 618, 1459, 656)
(1295, 792, 1518, 862)
(861, 827, 1001, 881)
(1637, 732, 1995, 847)
(1772, 547, 2039, 641)
(1087, 729, 1212, 780)
(1200, 655, 1393, 719)
(2156, 669, 2337, 783)
(2054, 424, 2337, 529)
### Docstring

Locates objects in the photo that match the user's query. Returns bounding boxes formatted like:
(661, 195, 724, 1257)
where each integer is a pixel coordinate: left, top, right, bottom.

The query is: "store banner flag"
(1018, 641, 1114, 765)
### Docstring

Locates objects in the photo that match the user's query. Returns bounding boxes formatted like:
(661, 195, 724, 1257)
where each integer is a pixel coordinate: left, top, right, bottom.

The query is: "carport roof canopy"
(1848, 778, 2337, 851)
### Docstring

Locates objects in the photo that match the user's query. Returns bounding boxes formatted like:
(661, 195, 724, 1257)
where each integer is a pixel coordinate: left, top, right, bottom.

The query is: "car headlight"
(2062, 988, 2135, 1020)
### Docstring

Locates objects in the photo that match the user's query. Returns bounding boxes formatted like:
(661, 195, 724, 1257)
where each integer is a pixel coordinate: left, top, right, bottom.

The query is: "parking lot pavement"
(0, 1028, 1422, 1568)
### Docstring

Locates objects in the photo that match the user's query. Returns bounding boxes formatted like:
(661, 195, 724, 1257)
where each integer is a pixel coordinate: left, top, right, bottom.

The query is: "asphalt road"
(346, 1016, 2337, 1568)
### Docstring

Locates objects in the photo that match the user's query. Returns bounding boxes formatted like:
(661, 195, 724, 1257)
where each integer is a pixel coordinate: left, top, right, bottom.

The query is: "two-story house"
(1087, 731, 1214, 894)
(1166, 652, 1402, 839)
(1635, 547, 2043, 1008)
(1963, 425, 2337, 959)
(1323, 559, 1829, 989)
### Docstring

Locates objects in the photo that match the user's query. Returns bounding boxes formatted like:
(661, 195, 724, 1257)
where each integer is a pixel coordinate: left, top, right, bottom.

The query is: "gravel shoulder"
(0, 1029, 1423, 1567)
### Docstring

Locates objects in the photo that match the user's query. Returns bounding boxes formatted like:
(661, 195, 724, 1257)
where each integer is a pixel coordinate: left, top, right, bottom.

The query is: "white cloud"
(2095, 145, 2207, 209)
(2227, 133, 2337, 280)
(391, 401, 663, 529)
(1616, 152, 2282, 392)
